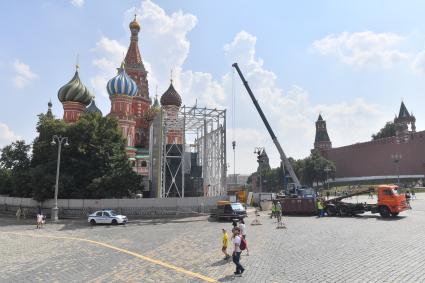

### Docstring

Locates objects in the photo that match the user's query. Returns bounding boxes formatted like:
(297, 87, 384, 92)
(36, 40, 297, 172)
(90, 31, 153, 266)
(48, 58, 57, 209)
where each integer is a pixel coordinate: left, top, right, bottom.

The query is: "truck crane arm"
(232, 63, 301, 187)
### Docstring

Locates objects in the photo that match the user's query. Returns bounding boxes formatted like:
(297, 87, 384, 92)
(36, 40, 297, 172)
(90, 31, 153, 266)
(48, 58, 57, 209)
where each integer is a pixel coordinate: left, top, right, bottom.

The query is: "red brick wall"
(321, 131, 425, 178)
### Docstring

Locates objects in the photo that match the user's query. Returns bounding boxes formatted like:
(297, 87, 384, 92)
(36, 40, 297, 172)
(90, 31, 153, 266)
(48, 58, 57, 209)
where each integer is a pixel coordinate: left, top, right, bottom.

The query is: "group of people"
(221, 219, 248, 276)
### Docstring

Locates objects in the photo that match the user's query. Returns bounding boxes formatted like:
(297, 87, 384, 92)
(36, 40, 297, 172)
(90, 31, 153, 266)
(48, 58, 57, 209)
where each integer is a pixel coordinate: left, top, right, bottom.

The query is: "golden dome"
(129, 15, 140, 31)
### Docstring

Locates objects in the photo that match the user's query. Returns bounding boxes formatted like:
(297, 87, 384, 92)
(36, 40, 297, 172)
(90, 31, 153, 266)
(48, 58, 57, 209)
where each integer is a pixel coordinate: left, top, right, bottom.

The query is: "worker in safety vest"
(271, 202, 277, 218)
(316, 199, 324, 218)
(276, 201, 282, 218)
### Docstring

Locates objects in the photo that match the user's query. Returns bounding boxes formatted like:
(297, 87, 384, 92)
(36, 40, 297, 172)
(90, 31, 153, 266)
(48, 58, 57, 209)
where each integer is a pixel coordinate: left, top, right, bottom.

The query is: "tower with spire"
(314, 114, 332, 151)
(394, 101, 416, 143)
(125, 14, 151, 149)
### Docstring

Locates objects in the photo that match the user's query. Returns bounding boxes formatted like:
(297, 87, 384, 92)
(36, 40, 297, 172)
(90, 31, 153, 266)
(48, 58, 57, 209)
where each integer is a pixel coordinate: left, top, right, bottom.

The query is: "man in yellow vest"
(271, 201, 277, 218)
(317, 198, 324, 217)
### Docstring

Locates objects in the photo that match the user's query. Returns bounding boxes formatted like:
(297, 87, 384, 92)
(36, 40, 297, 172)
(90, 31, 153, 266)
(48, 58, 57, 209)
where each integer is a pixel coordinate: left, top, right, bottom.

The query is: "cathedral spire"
(125, 15, 149, 100)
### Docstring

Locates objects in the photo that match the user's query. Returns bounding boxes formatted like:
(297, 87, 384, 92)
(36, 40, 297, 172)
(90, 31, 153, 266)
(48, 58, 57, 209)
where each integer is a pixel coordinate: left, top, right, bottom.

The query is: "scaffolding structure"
(159, 105, 226, 198)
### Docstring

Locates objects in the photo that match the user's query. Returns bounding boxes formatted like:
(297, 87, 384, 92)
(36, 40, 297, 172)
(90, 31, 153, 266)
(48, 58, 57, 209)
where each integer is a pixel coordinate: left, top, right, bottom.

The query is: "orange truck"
(324, 185, 408, 218)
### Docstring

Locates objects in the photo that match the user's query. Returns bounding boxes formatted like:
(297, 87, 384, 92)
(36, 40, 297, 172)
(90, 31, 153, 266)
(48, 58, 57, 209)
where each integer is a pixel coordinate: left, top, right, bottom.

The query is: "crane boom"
(232, 63, 301, 187)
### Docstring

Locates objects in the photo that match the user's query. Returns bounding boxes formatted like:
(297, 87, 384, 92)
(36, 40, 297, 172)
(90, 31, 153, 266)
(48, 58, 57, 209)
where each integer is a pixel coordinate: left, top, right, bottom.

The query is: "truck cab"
(377, 185, 408, 217)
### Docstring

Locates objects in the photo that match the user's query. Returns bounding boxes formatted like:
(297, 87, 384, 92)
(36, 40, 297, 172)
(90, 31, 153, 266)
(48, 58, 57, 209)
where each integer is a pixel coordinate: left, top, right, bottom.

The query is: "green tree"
(0, 113, 142, 201)
(0, 140, 32, 196)
(372, 121, 396, 140)
(30, 113, 142, 200)
(302, 151, 335, 187)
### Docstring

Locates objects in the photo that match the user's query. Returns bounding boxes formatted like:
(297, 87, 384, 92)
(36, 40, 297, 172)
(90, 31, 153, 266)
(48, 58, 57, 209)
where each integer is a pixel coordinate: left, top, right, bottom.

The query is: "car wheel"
(90, 219, 96, 226)
(379, 206, 390, 218)
(112, 219, 118, 225)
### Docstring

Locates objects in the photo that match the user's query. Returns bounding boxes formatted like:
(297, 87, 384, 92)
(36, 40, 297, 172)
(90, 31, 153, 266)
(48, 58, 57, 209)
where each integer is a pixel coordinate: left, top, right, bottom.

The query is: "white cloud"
(90, 37, 127, 97)
(12, 59, 38, 88)
(70, 0, 84, 7)
(0, 123, 20, 148)
(223, 31, 386, 173)
(411, 50, 425, 74)
(313, 31, 408, 69)
(91, 2, 386, 174)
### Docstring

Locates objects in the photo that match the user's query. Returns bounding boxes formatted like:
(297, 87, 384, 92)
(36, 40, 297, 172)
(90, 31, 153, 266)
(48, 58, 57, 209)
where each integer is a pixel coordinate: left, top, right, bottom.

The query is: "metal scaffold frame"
(160, 105, 227, 198)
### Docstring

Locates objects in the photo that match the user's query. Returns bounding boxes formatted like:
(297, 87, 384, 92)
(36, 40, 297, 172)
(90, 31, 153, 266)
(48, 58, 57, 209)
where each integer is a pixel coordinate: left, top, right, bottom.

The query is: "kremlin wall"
(314, 102, 425, 183)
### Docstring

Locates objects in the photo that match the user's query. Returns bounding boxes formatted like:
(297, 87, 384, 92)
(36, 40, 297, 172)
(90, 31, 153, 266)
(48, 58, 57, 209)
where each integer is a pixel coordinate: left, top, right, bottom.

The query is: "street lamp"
(391, 153, 402, 185)
(254, 147, 264, 193)
(51, 135, 69, 222)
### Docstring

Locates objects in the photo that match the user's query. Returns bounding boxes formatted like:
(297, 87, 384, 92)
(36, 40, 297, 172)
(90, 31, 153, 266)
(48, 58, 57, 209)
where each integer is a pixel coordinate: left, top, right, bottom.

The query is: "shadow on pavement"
(353, 215, 408, 221)
(54, 216, 210, 231)
(218, 275, 237, 282)
(211, 259, 231, 267)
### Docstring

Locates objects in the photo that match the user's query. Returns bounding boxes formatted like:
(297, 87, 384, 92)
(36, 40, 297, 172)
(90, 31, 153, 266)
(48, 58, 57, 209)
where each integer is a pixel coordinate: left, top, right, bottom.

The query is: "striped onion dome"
(58, 67, 92, 106)
(107, 62, 138, 97)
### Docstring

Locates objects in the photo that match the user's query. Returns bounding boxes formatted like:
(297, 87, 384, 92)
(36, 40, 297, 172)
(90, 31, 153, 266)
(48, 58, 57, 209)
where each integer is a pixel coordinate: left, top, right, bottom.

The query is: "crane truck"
(324, 185, 408, 217)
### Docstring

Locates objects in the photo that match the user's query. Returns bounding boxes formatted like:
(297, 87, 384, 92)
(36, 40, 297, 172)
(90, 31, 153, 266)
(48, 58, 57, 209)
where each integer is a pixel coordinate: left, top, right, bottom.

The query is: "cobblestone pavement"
(1, 193, 425, 282)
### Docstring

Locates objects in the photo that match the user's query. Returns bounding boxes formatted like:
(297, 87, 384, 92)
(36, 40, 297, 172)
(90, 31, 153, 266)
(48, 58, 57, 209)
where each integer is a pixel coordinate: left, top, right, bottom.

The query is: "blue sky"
(2, 0, 425, 174)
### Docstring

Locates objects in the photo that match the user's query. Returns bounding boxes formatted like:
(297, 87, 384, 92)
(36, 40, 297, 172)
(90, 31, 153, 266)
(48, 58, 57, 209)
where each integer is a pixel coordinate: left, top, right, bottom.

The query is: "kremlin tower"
(314, 114, 332, 151)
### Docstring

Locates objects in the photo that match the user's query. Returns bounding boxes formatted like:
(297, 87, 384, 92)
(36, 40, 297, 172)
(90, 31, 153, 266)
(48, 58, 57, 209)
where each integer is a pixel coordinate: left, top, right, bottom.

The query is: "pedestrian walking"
(411, 190, 416, 200)
(316, 198, 324, 217)
(405, 191, 412, 209)
(16, 206, 22, 222)
(221, 229, 230, 260)
(36, 213, 43, 229)
(232, 219, 238, 229)
(326, 191, 330, 200)
(231, 227, 245, 276)
(239, 219, 249, 256)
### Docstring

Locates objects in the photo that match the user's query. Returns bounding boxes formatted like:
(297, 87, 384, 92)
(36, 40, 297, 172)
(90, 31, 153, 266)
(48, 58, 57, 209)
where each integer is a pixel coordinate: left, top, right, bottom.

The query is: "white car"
(88, 210, 128, 225)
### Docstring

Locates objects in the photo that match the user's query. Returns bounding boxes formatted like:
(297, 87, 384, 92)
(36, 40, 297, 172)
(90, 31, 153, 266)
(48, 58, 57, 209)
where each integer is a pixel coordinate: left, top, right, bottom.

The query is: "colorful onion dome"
(58, 67, 92, 106)
(107, 62, 138, 97)
(85, 97, 102, 115)
(129, 14, 140, 31)
(160, 81, 182, 107)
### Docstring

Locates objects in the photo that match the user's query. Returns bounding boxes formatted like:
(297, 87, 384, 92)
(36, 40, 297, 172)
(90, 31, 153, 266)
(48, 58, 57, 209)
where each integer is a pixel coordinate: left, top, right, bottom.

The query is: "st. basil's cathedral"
(54, 16, 183, 193)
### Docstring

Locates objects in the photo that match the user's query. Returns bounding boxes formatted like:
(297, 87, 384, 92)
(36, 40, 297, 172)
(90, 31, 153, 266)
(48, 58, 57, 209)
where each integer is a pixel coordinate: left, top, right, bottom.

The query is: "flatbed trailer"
(323, 185, 408, 218)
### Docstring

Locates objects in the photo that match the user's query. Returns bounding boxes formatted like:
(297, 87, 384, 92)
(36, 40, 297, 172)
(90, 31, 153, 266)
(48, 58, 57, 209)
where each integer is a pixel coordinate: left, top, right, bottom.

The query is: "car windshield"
(392, 189, 399, 196)
(108, 211, 117, 216)
(231, 203, 245, 211)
